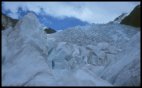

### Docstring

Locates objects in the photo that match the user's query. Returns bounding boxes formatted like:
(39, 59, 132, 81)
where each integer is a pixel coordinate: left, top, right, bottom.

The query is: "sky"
(2, 2, 140, 24)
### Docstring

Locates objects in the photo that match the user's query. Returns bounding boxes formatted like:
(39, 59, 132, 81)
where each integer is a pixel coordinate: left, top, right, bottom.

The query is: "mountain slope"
(121, 5, 140, 27)
(113, 13, 127, 23)
(2, 7, 89, 30)
(2, 14, 18, 30)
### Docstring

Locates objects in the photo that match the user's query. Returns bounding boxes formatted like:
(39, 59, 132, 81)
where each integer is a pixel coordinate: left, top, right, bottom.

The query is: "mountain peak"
(120, 5, 140, 27)
(113, 13, 128, 23)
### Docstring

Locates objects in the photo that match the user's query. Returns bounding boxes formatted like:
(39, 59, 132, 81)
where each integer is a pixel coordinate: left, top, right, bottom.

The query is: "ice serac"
(2, 12, 50, 86)
(2, 12, 113, 86)
(46, 23, 140, 86)
(100, 32, 140, 86)
(14, 12, 42, 38)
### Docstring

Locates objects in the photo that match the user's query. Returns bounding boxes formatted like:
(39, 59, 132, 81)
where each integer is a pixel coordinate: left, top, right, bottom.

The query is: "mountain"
(2, 14, 18, 30)
(38, 15, 89, 30)
(121, 5, 140, 27)
(2, 12, 140, 86)
(37, 8, 89, 30)
(113, 13, 128, 23)
(2, 7, 89, 30)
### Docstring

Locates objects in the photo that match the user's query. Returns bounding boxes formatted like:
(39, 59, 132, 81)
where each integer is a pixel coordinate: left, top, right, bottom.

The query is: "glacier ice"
(100, 32, 140, 86)
(2, 12, 140, 86)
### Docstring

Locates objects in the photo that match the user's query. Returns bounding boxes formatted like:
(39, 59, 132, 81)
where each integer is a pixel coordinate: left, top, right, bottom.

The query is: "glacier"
(2, 13, 140, 86)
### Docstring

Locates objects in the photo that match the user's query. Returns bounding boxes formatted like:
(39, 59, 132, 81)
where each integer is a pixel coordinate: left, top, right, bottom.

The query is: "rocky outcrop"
(2, 14, 18, 30)
(121, 5, 140, 28)
(44, 27, 56, 34)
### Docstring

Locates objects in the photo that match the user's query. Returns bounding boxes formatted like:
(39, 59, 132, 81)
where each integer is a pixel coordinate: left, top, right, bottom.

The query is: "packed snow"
(2, 13, 140, 86)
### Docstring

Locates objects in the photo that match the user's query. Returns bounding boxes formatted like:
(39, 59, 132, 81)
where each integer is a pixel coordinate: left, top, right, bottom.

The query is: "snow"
(113, 13, 128, 23)
(2, 12, 140, 86)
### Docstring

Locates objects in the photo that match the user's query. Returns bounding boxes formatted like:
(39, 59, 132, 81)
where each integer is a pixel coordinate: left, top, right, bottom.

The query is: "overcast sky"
(2, 2, 140, 24)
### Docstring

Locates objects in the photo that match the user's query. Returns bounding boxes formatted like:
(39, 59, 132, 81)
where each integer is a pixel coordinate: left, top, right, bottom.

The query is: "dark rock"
(121, 5, 140, 27)
(2, 14, 18, 30)
(44, 27, 56, 34)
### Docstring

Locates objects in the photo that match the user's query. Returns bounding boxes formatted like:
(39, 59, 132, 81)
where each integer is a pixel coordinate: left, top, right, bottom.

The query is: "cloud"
(2, 2, 140, 23)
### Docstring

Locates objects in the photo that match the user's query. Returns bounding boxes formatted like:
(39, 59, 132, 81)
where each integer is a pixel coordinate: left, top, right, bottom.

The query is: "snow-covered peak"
(113, 13, 128, 23)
